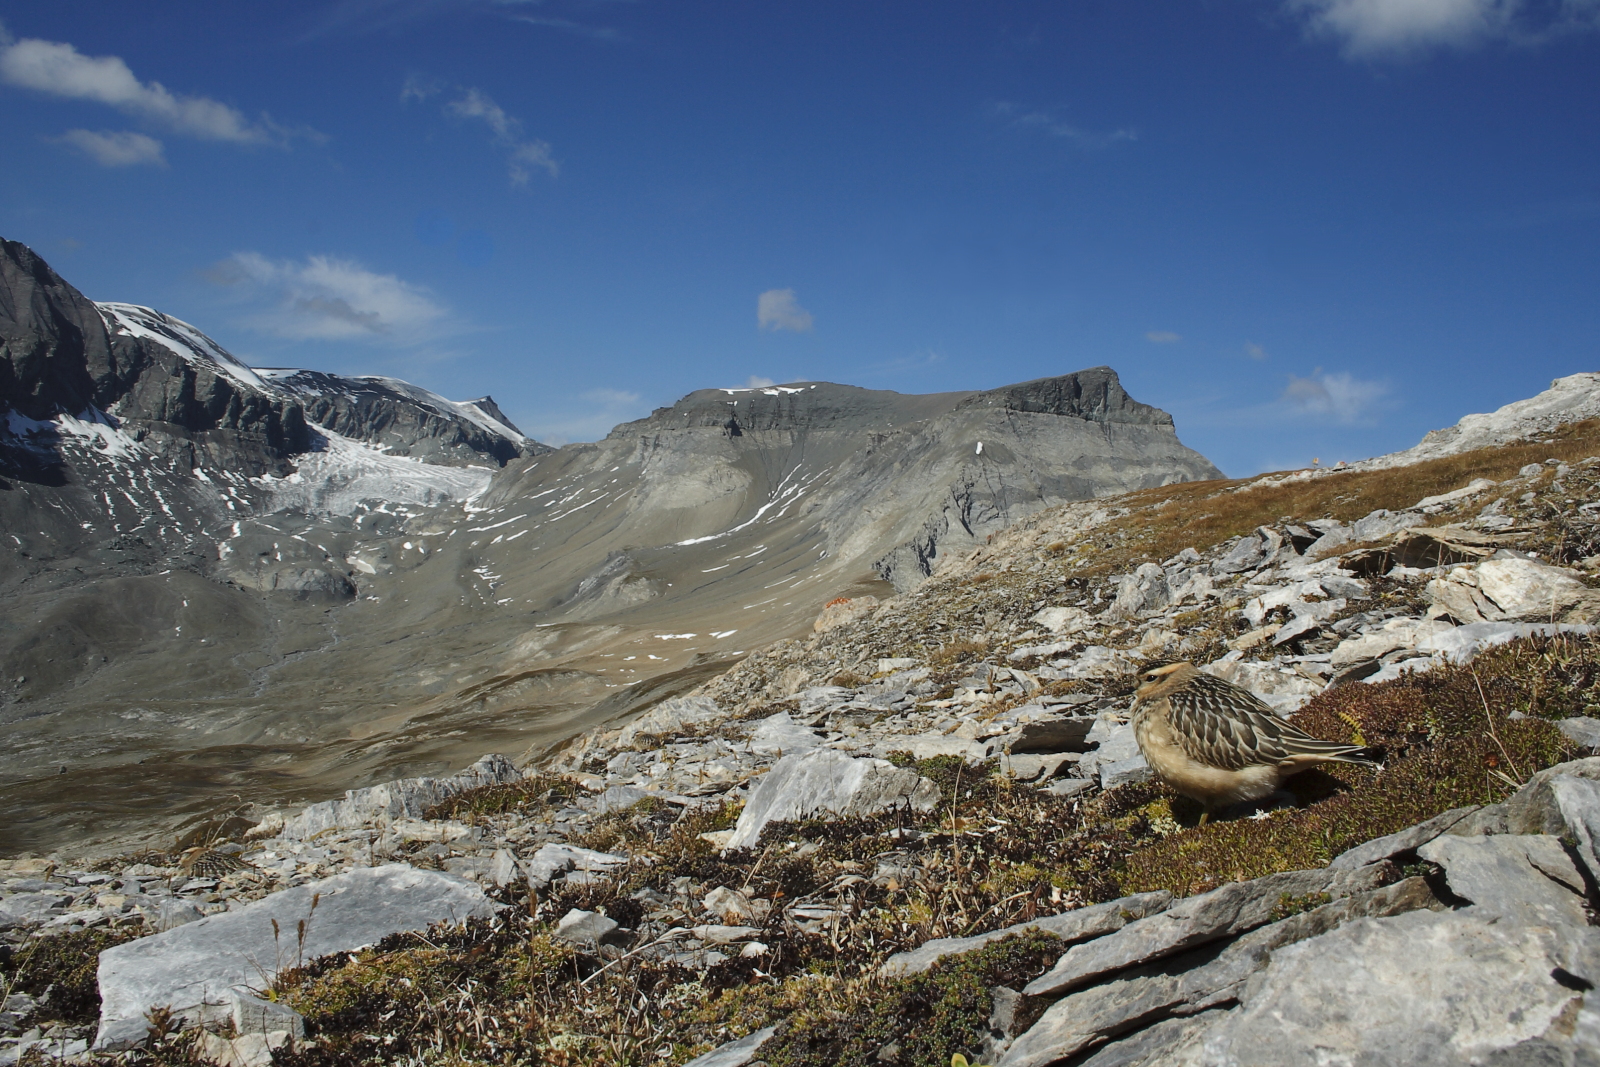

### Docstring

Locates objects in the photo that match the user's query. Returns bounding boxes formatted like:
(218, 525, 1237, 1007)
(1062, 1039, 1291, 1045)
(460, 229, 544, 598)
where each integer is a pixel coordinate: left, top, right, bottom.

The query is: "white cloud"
(208, 252, 448, 342)
(1146, 330, 1181, 343)
(1285, 0, 1600, 57)
(757, 289, 814, 333)
(1281, 370, 1389, 423)
(741, 375, 776, 388)
(53, 128, 164, 167)
(997, 103, 1138, 148)
(0, 34, 279, 144)
(1244, 342, 1269, 359)
(406, 80, 558, 185)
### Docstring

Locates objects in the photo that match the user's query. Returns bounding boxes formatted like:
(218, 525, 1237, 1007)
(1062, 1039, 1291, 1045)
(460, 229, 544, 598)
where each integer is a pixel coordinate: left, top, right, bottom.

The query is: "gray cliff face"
(0, 238, 112, 421)
(259, 369, 541, 468)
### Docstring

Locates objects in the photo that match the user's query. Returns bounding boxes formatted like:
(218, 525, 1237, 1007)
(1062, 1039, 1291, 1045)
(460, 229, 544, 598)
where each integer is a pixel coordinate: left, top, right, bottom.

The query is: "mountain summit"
(0, 238, 1220, 853)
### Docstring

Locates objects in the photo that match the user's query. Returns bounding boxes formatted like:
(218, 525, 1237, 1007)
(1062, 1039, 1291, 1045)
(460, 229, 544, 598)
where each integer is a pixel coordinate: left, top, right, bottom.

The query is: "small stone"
(555, 908, 624, 947)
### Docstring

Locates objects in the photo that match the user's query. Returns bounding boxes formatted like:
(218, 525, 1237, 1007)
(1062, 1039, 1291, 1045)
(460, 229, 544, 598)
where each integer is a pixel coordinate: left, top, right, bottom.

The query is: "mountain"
(0, 238, 1221, 854)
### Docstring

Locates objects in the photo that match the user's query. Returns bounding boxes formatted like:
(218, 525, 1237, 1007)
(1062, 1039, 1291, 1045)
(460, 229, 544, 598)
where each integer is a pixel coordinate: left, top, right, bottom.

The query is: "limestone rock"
(1415, 834, 1588, 927)
(682, 1026, 776, 1067)
(1000, 878, 1440, 1067)
(723, 749, 940, 851)
(617, 696, 725, 749)
(1023, 864, 1394, 999)
(747, 712, 823, 757)
(1476, 558, 1595, 621)
(880, 892, 1172, 977)
(814, 596, 879, 633)
(1110, 563, 1169, 618)
(1505, 757, 1600, 835)
(1182, 910, 1600, 1066)
(279, 754, 523, 840)
(523, 844, 629, 889)
(555, 908, 624, 947)
(1551, 775, 1600, 884)
(94, 865, 495, 1050)
(1031, 606, 1090, 634)
(1328, 805, 1479, 869)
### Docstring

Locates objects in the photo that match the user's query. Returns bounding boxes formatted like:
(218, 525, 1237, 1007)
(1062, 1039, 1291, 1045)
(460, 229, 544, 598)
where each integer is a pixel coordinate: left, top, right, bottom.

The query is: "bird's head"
(1133, 661, 1198, 702)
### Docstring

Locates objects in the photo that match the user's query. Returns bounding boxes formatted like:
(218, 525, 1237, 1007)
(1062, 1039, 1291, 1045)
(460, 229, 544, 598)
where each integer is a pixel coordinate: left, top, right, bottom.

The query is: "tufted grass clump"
(1117, 634, 1589, 898)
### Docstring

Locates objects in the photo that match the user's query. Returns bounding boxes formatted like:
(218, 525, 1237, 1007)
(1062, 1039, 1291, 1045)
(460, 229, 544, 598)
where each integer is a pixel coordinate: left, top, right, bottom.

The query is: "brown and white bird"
(1131, 662, 1375, 823)
(178, 847, 254, 880)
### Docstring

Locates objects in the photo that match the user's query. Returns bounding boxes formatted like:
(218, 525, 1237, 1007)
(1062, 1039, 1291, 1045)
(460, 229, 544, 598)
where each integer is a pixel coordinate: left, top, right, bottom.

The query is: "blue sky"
(1, 1, 1597, 475)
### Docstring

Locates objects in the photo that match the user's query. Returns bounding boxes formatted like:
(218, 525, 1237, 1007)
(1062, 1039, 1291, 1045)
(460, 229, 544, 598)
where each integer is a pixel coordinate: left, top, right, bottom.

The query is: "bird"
(177, 847, 255, 880)
(1130, 661, 1376, 823)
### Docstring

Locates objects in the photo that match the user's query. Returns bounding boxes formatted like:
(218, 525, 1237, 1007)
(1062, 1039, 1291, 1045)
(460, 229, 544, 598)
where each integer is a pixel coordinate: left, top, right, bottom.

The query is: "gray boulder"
(1110, 563, 1170, 618)
(617, 696, 725, 749)
(723, 749, 940, 851)
(1000, 878, 1440, 1067)
(554, 908, 625, 948)
(747, 712, 823, 757)
(277, 754, 523, 839)
(94, 864, 495, 1050)
(1184, 909, 1600, 1067)
(523, 844, 629, 889)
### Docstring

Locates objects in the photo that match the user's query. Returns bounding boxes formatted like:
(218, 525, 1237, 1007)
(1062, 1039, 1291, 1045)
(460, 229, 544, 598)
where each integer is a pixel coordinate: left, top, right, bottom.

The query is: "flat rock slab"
(880, 891, 1172, 977)
(1000, 877, 1440, 1067)
(1186, 909, 1600, 1067)
(682, 1026, 776, 1067)
(1023, 864, 1393, 999)
(95, 864, 495, 1050)
(724, 748, 939, 851)
(1416, 833, 1588, 927)
(1328, 805, 1479, 869)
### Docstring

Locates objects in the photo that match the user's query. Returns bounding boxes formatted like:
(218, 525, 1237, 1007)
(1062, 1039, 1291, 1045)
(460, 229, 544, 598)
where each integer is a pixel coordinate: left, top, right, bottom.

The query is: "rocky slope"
(0, 239, 1221, 857)
(3, 379, 1599, 1067)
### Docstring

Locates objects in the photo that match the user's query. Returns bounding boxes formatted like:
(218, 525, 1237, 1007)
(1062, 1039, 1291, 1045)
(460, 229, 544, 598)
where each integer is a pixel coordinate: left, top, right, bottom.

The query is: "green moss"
(759, 931, 1062, 1067)
(0, 927, 141, 1027)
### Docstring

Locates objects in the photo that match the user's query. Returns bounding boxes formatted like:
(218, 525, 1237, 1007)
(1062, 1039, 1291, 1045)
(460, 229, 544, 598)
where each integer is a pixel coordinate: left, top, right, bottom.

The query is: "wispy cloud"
(0, 28, 304, 147)
(1145, 330, 1181, 343)
(757, 289, 814, 333)
(511, 15, 622, 41)
(402, 77, 557, 185)
(206, 252, 449, 342)
(1244, 342, 1269, 360)
(1280, 369, 1389, 423)
(996, 102, 1137, 149)
(52, 128, 165, 167)
(525, 387, 647, 445)
(739, 375, 777, 388)
(1284, 0, 1600, 58)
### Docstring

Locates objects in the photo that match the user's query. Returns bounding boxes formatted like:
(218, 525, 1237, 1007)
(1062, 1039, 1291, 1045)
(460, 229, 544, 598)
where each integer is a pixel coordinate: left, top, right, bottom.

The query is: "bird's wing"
(1164, 673, 1294, 770)
(1166, 673, 1373, 769)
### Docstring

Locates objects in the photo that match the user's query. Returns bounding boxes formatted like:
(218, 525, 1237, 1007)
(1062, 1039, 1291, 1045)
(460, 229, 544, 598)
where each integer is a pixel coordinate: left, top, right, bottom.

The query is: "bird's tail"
(1284, 737, 1379, 768)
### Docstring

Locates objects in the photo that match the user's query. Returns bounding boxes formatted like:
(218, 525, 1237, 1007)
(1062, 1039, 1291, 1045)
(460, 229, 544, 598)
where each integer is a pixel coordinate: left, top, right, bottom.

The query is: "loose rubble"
(4, 421, 1600, 1065)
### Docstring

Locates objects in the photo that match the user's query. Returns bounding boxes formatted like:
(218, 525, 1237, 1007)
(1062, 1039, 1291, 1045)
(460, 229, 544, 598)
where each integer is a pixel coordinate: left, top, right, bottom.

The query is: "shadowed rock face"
(0, 238, 1222, 856)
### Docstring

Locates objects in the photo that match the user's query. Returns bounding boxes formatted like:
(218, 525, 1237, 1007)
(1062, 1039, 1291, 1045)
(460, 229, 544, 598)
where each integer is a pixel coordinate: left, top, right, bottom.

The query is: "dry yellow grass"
(1055, 418, 1600, 577)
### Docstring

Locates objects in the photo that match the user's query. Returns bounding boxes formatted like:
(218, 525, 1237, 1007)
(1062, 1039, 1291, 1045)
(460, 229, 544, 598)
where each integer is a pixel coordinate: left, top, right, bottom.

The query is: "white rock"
(524, 844, 629, 888)
(1476, 557, 1593, 620)
(703, 885, 760, 924)
(279, 754, 523, 839)
(1031, 606, 1090, 634)
(555, 908, 622, 946)
(94, 865, 495, 1050)
(1110, 563, 1169, 618)
(618, 696, 724, 749)
(747, 712, 823, 757)
(724, 749, 940, 851)
(1199, 660, 1321, 714)
(1177, 910, 1600, 1066)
